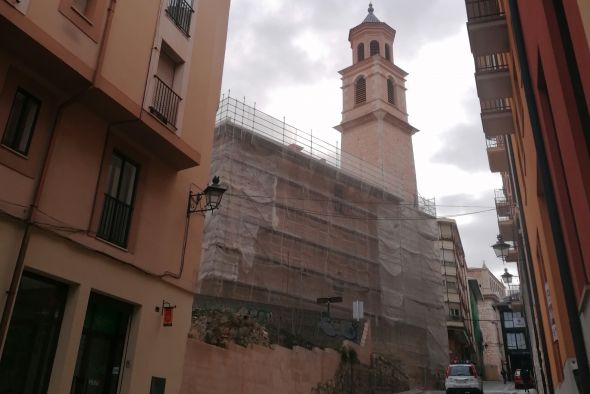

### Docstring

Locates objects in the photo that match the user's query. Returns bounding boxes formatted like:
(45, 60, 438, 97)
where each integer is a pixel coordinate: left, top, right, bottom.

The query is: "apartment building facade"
(437, 218, 477, 365)
(464, 0, 590, 392)
(0, 0, 230, 392)
(469, 265, 507, 380)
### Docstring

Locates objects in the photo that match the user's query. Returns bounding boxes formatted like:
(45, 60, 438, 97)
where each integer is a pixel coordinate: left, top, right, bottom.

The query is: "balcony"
(486, 136, 509, 172)
(481, 98, 514, 137)
(166, 0, 194, 36)
(475, 53, 512, 100)
(465, 0, 509, 56)
(149, 76, 182, 128)
(506, 247, 518, 262)
(494, 188, 512, 217)
(498, 215, 516, 242)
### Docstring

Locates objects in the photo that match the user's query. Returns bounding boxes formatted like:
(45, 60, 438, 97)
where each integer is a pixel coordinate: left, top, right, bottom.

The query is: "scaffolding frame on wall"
(216, 95, 436, 217)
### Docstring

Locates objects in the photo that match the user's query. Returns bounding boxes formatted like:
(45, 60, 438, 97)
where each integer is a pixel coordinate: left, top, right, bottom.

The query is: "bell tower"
(336, 3, 418, 201)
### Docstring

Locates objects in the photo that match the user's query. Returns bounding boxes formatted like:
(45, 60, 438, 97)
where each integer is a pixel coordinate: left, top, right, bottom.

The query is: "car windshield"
(449, 365, 474, 376)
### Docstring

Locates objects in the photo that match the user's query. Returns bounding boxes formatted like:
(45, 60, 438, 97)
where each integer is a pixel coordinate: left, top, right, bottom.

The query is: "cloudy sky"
(220, 0, 515, 279)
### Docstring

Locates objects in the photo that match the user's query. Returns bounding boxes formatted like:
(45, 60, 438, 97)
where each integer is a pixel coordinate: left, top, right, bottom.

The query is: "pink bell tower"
(336, 3, 418, 201)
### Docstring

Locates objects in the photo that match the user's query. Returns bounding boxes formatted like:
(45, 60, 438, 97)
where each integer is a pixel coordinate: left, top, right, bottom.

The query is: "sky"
(219, 0, 515, 281)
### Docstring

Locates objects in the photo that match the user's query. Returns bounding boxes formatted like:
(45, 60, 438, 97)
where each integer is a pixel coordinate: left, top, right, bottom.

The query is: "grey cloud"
(430, 121, 489, 171)
(222, 0, 470, 101)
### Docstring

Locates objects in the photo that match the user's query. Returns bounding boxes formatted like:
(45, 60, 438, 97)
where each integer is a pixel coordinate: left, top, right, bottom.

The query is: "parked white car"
(445, 363, 484, 394)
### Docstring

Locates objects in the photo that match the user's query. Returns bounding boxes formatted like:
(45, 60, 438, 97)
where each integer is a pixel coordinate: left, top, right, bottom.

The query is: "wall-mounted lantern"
(187, 176, 227, 215)
(491, 234, 510, 263)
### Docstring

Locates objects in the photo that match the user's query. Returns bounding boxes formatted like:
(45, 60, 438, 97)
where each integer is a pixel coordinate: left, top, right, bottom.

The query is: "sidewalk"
(396, 380, 538, 394)
(483, 380, 538, 394)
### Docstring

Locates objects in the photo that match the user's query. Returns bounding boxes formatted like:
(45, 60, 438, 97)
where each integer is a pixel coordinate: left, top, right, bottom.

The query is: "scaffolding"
(215, 96, 436, 217)
(199, 95, 448, 389)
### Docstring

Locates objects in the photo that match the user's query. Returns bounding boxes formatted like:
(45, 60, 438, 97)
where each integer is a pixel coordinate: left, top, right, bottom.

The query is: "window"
(387, 78, 395, 105)
(370, 40, 380, 56)
(150, 377, 166, 394)
(58, 0, 108, 42)
(354, 76, 366, 105)
(97, 152, 139, 248)
(449, 306, 461, 321)
(503, 311, 523, 328)
(385, 43, 391, 61)
(357, 43, 365, 61)
(72, 0, 89, 14)
(166, 0, 194, 36)
(150, 42, 183, 127)
(0, 272, 67, 394)
(2, 88, 40, 156)
(446, 280, 457, 291)
(71, 293, 132, 394)
(506, 333, 527, 350)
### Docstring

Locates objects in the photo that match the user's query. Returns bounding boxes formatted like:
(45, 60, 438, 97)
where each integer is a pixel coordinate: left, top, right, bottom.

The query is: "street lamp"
(501, 268, 514, 285)
(501, 268, 515, 300)
(492, 234, 510, 264)
(187, 176, 227, 215)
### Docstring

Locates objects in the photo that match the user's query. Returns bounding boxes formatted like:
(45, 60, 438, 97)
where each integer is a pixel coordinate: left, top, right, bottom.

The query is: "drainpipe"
(508, 0, 590, 392)
(0, 0, 118, 355)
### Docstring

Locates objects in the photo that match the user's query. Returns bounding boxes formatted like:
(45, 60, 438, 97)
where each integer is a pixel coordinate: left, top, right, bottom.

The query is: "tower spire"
(363, 2, 380, 23)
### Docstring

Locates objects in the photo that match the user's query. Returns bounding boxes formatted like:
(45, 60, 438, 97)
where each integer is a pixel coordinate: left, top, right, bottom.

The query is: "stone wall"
(181, 339, 340, 394)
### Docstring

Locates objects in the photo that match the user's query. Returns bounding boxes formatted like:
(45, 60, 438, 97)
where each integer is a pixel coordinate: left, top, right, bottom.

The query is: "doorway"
(71, 292, 132, 394)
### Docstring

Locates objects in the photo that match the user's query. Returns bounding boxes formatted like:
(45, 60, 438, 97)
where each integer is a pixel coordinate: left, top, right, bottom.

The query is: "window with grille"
(97, 152, 139, 248)
(2, 88, 40, 156)
(387, 78, 395, 104)
(355, 77, 366, 105)
(385, 44, 391, 61)
(370, 40, 380, 56)
(357, 43, 365, 62)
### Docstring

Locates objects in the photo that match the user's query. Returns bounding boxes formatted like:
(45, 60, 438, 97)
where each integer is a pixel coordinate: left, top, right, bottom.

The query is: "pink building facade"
(0, 0, 229, 392)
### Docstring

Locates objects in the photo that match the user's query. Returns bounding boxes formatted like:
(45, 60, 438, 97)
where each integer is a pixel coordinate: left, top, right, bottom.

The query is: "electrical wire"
(225, 192, 500, 209)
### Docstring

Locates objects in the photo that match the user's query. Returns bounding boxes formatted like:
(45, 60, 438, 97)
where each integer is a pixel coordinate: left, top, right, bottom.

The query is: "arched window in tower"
(355, 76, 367, 105)
(370, 40, 380, 57)
(357, 43, 365, 62)
(387, 78, 395, 105)
(385, 44, 391, 61)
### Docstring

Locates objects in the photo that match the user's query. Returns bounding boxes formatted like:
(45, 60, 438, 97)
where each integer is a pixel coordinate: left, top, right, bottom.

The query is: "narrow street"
(421, 381, 538, 394)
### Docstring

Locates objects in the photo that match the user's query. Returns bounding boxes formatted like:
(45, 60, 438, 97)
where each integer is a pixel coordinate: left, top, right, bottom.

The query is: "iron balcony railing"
(494, 188, 509, 204)
(486, 135, 506, 149)
(97, 194, 133, 248)
(481, 97, 512, 113)
(149, 75, 181, 128)
(166, 0, 194, 36)
(475, 53, 510, 73)
(465, 0, 505, 21)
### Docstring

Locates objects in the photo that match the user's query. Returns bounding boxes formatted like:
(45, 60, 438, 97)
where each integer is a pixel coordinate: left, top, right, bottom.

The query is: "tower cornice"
(335, 109, 418, 135)
(339, 55, 408, 78)
(349, 22, 396, 43)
